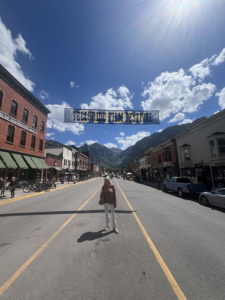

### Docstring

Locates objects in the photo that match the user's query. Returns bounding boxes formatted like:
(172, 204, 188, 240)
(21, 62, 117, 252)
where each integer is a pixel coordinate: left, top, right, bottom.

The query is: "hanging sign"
(64, 108, 159, 125)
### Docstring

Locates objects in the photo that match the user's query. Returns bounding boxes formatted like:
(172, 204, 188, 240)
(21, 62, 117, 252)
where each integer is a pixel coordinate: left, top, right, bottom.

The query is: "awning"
(11, 153, 28, 169)
(31, 157, 43, 169)
(23, 156, 37, 169)
(0, 159, 5, 169)
(38, 158, 49, 169)
(0, 151, 17, 169)
(54, 167, 62, 171)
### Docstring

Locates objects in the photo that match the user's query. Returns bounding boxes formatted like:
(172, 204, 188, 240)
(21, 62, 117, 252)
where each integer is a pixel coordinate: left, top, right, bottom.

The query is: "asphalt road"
(0, 178, 225, 300)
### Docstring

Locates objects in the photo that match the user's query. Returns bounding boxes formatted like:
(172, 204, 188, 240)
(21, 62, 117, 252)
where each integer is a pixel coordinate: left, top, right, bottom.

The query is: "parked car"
(163, 177, 207, 197)
(199, 188, 225, 208)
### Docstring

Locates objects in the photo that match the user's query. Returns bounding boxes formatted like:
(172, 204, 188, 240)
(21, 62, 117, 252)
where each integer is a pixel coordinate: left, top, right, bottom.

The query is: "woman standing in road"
(101, 177, 119, 234)
(9, 177, 16, 198)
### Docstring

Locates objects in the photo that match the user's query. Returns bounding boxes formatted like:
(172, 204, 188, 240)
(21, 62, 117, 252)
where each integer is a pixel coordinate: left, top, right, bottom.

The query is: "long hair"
(104, 177, 112, 185)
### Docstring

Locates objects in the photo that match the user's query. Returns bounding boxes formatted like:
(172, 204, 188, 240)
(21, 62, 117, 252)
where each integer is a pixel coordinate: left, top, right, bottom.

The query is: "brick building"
(44, 153, 63, 181)
(0, 64, 50, 180)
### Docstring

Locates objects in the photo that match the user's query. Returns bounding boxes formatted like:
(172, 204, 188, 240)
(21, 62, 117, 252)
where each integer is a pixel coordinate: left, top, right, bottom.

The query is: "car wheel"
(178, 188, 183, 197)
(200, 196, 209, 206)
(164, 185, 167, 193)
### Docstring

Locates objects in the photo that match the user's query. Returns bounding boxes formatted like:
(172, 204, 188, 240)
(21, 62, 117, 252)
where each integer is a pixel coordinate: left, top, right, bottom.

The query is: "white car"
(199, 188, 225, 208)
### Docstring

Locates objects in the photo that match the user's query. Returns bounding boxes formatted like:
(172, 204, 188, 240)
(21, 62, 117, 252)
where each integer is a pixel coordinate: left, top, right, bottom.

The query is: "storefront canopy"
(38, 158, 49, 169)
(54, 167, 62, 171)
(23, 156, 37, 169)
(11, 153, 28, 169)
(0, 159, 5, 169)
(31, 157, 43, 170)
(0, 151, 17, 169)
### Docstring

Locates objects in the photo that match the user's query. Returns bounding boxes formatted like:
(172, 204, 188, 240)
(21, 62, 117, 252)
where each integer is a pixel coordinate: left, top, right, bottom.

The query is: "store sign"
(0, 111, 37, 134)
(64, 108, 160, 125)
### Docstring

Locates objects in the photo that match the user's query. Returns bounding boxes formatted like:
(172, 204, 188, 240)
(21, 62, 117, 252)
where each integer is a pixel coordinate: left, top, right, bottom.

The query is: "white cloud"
(168, 112, 185, 123)
(66, 140, 75, 145)
(46, 102, 84, 135)
(38, 90, 50, 100)
(214, 111, 220, 115)
(179, 119, 194, 125)
(115, 131, 150, 150)
(86, 140, 98, 145)
(141, 69, 216, 121)
(119, 132, 125, 136)
(70, 81, 79, 89)
(216, 88, 225, 110)
(76, 142, 84, 147)
(212, 48, 225, 66)
(0, 17, 35, 91)
(104, 143, 117, 148)
(155, 129, 163, 132)
(46, 133, 55, 138)
(81, 85, 133, 110)
(189, 58, 210, 81)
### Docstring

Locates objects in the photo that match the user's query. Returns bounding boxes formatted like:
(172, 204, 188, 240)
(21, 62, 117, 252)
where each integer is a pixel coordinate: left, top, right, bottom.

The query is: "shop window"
(31, 136, 36, 149)
(10, 100, 18, 116)
(0, 90, 3, 108)
(158, 154, 161, 163)
(64, 159, 67, 166)
(33, 116, 37, 128)
(20, 131, 26, 146)
(39, 139, 43, 151)
(209, 140, 216, 156)
(218, 138, 225, 154)
(41, 121, 44, 132)
(7, 125, 15, 143)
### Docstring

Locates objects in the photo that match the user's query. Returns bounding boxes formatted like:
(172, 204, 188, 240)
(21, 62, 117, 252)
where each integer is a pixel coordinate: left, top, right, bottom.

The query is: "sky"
(1, 0, 225, 150)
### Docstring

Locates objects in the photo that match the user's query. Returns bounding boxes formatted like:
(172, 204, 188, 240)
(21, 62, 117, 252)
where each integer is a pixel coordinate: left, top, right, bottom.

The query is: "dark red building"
(0, 64, 50, 180)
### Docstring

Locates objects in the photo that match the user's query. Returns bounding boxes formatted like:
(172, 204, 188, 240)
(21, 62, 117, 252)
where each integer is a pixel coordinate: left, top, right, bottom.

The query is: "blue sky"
(1, 0, 225, 150)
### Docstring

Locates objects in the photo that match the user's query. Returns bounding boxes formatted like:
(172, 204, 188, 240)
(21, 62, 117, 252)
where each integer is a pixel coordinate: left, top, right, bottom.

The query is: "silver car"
(199, 188, 225, 208)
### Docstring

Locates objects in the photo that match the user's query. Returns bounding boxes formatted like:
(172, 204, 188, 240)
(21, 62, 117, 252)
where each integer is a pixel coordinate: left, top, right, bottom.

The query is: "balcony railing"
(210, 154, 225, 162)
(180, 160, 193, 165)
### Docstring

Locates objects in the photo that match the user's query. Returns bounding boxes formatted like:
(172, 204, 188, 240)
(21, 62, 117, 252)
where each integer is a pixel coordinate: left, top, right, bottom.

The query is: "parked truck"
(163, 177, 207, 197)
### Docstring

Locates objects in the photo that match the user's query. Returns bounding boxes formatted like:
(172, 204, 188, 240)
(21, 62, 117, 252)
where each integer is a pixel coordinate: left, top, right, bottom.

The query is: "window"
(158, 154, 161, 163)
(218, 138, 225, 154)
(153, 157, 156, 164)
(10, 100, 18, 116)
(7, 125, 15, 143)
(20, 131, 26, 146)
(41, 121, 44, 132)
(39, 139, 43, 151)
(23, 109, 28, 122)
(181, 148, 190, 162)
(68, 160, 71, 167)
(31, 136, 36, 149)
(0, 90, 3, 108)
(64, 159, 67, 166)
(165, 151, 171, 161)
(209, 140, 216, 156)
(33, 116, 37, 128)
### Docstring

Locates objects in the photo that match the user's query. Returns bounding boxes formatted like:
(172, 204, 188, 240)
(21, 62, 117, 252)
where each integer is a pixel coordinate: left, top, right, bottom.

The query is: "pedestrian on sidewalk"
(72, 174, 76, 184)
(100, 177, 119, 234)
(1, 177, 7, 198)
(0, 177, 3, 198)
(9, 177, 16, 198)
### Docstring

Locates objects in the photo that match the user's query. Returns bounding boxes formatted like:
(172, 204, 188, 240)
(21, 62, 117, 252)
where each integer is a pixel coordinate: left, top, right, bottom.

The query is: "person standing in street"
(100, 177, 119, 234)
(9, 177, 16, 198)
(72, 174, 76, 184)
(1, 177, 7, 198)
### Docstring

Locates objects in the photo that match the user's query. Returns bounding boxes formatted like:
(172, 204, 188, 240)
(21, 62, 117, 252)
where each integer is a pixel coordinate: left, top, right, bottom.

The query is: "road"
(0, 178, 225, 300)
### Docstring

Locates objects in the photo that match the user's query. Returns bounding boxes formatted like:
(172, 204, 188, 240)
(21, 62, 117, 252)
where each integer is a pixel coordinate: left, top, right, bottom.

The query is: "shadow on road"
(77, 230, 113, 243)
(0, 209, 135, 217)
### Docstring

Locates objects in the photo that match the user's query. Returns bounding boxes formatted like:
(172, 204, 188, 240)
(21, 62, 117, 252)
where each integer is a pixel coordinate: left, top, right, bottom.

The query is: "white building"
(175, 110, 225, 188)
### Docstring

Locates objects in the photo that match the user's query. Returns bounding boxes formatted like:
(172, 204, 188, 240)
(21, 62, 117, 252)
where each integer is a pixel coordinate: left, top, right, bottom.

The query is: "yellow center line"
(0, 178, 99, 206)
(0, 185, 102, 297)
(115, 179, 187, 300)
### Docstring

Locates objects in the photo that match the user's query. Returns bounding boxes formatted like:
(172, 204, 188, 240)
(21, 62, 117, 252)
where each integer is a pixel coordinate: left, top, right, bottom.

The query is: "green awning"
(54, 167, 62, 171)
(38, 158, 49, 169)
(0, 151, 18, 169)
(23, 155, 37, 169)
(31, 157, 43, 169)
(11, 154, 28, 169)
(0, 159, 5, 169)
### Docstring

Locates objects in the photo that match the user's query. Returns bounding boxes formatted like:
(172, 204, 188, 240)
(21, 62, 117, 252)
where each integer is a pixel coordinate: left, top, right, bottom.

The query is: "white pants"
(104, 203, 117, 229)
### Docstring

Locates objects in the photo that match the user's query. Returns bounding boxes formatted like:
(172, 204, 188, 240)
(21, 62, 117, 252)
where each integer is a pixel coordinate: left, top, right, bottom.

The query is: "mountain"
(120, 123, 190, 167)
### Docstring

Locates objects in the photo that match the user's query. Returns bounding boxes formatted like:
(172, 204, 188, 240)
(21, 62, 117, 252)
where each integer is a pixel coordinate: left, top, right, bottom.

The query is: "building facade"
(0, 64, 50, 180)
(175, 111, 225, 188)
